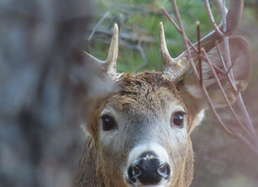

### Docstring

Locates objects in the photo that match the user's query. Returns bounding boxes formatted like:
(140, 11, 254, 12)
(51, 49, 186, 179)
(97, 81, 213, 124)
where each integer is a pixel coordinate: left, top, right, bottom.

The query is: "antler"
(84, 23, 120, 81)
(160, 0, 244, 81)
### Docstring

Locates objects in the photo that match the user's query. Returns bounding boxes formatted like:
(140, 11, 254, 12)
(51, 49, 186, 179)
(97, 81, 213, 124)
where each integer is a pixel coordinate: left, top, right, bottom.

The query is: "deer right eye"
(101, 114, 117, 131)
(171, 112, 185, 128)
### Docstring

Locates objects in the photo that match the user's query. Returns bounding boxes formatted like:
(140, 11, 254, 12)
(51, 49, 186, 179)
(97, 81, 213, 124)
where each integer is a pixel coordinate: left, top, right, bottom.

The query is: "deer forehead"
(107, 72, 187, 114)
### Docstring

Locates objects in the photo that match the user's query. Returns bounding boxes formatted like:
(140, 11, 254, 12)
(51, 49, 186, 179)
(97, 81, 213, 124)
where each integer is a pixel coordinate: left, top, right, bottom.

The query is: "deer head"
(76, 0, 251, 187)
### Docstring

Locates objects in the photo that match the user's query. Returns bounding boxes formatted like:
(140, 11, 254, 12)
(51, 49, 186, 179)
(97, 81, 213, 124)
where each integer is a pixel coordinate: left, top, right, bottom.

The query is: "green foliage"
(88, 0, 220, 73)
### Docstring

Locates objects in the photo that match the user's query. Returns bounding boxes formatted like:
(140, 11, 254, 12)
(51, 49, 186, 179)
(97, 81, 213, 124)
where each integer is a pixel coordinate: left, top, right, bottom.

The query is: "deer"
(74, 0, 251, 186)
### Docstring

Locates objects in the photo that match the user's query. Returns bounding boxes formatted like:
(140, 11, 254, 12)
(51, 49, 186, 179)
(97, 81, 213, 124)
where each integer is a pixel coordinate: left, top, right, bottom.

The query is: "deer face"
(95, 72, 197, 187)
(81, 4, 251, 185)
(84, 72, 199, 187)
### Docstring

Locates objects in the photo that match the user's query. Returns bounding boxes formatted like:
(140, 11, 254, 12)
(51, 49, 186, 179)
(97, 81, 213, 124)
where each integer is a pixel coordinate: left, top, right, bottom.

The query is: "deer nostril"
(133, 164, 143, 177)
(158, 164, 166, 174)
(157, 163, 170, 179)
(127, 164, 142, 183)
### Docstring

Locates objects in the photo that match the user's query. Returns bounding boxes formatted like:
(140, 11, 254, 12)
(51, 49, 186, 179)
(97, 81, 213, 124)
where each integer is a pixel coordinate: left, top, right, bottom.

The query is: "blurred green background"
(86, 0, 258, 187)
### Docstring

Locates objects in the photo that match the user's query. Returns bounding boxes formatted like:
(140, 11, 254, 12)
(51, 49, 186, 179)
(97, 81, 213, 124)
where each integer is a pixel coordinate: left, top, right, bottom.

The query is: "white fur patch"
(185, 84, 202, 99)
(196, 109, 205, 126)
(127, 143, 170, 165)
(80, 124, 87, 134)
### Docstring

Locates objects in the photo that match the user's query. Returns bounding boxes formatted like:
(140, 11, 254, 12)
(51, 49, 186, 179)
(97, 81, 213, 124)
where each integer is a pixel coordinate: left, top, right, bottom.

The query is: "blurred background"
(0, 0, 111, 187)
(86, 0, 258, 187)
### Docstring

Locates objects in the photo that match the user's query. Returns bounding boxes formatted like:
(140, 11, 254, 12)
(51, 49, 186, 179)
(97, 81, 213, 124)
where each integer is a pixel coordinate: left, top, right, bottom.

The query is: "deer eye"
(101, 114, 117, 131)
(171, 112, 185, 128)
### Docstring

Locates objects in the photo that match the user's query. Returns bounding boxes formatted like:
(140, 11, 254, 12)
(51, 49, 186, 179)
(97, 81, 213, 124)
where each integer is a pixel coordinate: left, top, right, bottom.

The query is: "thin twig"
(237, 93, 258, 140)
(204, 0, 224, 37)
(197, 21, 203, 86)
(162, 8, 198, 53)
(135, 46, 148, 70)
(237, 135, 258, 156)
(212, 0, 228, 17)
(215, 43, 237, 92)
(221, 0, 227, 32)
(171, 0, 199, 79)
(88, 11, 110, 41)
(201, 49, 255, 141)
(119, 39, 148, 71)
(135, 35, 149, 70)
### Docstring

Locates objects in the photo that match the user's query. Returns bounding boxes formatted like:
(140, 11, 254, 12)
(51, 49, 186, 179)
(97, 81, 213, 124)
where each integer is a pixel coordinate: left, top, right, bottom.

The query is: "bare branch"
(88, 11, 111, 41)
(197, 21, 203, 86)
(167, 0, 258, 155)
(201, 49, 255, 142)
(204, 0, 224, 36)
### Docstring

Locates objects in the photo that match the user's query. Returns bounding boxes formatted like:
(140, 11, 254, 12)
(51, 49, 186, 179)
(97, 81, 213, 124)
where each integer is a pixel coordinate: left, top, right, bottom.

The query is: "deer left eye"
(171, 112, 185, 128)
(101, 114, 117, 131)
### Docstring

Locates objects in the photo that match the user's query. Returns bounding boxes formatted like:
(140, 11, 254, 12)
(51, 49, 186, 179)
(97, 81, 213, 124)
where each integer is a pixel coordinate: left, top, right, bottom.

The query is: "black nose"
(127, 151, 171, 185)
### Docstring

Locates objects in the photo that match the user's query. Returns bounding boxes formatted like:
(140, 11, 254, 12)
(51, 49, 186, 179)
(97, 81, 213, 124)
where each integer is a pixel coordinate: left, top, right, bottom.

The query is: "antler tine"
(104, 23, 119, 73)
(84, 23, 119, 81)
(159, 22, 176, 66)
(159, 22, 189, 81)
(161, 0, 244, 81)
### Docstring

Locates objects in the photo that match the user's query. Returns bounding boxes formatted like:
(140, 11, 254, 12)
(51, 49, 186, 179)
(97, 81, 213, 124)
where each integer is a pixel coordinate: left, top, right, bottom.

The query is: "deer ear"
(183, 36, 251, 109)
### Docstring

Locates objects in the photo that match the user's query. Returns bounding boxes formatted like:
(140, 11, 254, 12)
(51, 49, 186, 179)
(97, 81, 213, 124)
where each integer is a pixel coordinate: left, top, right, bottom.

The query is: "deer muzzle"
(124, 144, 171, 186)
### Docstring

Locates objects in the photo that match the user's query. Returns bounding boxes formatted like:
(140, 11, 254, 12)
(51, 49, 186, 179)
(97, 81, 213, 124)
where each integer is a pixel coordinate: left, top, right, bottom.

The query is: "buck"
(75, 0, 251, 186)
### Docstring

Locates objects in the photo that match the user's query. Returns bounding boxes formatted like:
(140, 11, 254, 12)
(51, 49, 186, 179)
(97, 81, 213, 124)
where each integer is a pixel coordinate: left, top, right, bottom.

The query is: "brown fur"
(75, 72, 202, 187)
